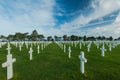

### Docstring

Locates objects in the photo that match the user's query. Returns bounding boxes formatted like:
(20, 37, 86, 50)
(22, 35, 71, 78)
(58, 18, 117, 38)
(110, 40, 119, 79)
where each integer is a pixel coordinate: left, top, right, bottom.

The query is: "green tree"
(63, 35, 67, 41)
(0, 35, 6, 38)
(47, 36, 52, 41)
(7, 35, 14, 41)
(31, 30, 39, 41)
(109, 36, 113, 41)
(70, 35, 78, 41)
(14, 32, 28, 41)
(38, 34, 44, 40)
(83, 35, 87, 41)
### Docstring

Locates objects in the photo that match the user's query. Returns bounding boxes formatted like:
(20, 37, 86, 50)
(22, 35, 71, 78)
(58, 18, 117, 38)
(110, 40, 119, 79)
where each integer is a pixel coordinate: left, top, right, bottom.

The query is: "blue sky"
(0, 0, 120, 38)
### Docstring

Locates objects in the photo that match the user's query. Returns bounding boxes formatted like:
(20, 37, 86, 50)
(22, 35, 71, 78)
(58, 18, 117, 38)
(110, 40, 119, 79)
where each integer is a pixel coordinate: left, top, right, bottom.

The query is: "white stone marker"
(78, 51, 87, 74)
(100, 44, 106, 57)
(19, 44, 22, 51)
(87, 44, 91, 52)
(37, 45, 40, 54)
(68, 46, 71, 58)
(7, 43, 11, 54)
(109, 44, 112, 51)
(2, 43, 16, 80)
(29, 47, 33, 60)
(41, 44, 43, 51)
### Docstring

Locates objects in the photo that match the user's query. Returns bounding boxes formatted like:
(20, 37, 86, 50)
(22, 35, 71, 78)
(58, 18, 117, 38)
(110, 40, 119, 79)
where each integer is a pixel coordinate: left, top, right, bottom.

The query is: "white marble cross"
(37, 45, 40, 54)
(78, 51, 87, 74)
(68, 46, 71, 58)
(109, 44, 112, 51)
(87, 44, 91, 52)
(41, 44, 43, 51)
(2, 44, 16, 80)
(6, 43, 11, 55)
(100, 44, 106, 57)
(29, 47, 33, 60)
(19, 44, 22, 51)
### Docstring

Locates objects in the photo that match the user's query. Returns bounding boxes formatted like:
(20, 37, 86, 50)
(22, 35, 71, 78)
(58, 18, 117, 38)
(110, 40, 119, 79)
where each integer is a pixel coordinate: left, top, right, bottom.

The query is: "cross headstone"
(109, 44, 112, 51)
(78, 51, 87, 74)
(7, 43, 11, 55)
(68, 46, 71, 58)
(41, 44, 43, 51)
(2, 43, 16, 80)
(19, 44, 22, 51)
(29, 47, 33, 60)
(87, 44, 91, 52)
(100, 43, 106, 57)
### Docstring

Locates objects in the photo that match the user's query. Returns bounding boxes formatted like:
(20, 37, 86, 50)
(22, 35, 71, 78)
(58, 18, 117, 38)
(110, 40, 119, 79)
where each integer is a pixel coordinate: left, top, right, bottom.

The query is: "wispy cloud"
(0, 0, 120, 38)
(0, 0, 56, 36)
(57, 0, 120, 38)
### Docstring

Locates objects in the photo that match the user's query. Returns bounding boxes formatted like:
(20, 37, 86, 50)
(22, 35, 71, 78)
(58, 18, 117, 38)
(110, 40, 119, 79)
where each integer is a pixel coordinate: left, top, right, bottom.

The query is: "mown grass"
(0, 42, 120, 80)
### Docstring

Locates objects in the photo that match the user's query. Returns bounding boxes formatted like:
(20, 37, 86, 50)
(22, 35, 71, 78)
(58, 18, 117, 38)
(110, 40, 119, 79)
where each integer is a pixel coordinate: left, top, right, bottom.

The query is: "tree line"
(0, 30, 44, 41)
(0, 30, 115, 41)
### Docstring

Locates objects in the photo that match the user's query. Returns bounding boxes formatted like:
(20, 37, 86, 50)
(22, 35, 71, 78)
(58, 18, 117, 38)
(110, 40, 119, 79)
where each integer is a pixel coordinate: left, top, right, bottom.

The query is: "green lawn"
(0, 42, 120, 80)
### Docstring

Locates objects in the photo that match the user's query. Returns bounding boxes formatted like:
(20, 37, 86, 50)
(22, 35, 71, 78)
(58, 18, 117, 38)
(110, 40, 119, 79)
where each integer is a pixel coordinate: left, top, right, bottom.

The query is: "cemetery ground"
(0, 42, 120, 80)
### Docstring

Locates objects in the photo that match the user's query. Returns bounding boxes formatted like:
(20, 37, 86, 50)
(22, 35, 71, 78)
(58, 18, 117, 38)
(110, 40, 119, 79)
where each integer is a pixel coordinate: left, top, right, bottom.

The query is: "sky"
(0, 0, 120, 38)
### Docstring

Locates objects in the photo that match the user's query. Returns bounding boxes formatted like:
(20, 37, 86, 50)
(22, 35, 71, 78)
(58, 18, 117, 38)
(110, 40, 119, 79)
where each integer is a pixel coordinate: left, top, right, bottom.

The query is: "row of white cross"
(1, 41, 120, 79)
(1, 42, 51, 80)
(58, 41, 117, 58)
(56, 41, 120, 75)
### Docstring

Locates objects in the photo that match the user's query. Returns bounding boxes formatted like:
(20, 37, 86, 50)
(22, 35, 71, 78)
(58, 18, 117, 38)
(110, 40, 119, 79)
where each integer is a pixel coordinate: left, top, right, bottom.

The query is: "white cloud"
(0, 0, 120, 38)
(58, 0, 120, 38)
(0, 0, 56, 36)
(87, 22, 120, 38)
(115, 13, 120, 23)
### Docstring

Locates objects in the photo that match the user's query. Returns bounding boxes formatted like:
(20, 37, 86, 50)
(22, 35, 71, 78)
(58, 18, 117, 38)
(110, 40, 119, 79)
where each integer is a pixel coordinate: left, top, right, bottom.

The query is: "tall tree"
(0, 35, 6, 38)
(14, 32, 28, 41)
(83, 35, 87, 41)
(109, 36, 113, 41)
(47, 36, 52, 41)
(38, 34, 44, 40)
(70, 35, 78, 41)
(63, 35, 67, 41)
(31, 30, 39, 41)
(7, 35, 14, 41)
(54, 36, 58, 41)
